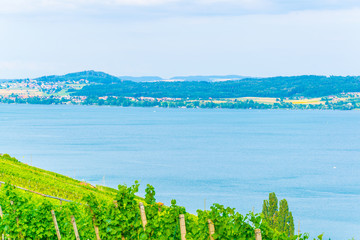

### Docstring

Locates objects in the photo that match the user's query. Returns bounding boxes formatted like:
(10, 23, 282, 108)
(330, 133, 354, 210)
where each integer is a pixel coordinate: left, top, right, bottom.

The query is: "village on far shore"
(1, 73, 360, 110)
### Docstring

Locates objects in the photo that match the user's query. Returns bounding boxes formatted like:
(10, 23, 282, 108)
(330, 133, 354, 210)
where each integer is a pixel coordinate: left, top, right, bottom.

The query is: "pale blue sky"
(1, 0, 360, 78)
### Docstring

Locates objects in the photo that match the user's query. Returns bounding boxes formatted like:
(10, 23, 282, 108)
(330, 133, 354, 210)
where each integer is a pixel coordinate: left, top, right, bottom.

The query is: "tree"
(262, 192, 278, 228)
(277, 199, 295, 237)
(262, 192, 294, 237)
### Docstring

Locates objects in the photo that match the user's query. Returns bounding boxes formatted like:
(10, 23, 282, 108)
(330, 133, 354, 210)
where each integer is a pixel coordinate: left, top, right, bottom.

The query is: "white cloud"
(0, 0, 76, 13)
(0, 0, 179, 13)
(196, 0, 273, 10)
(2, 0, 360, 14)
(1, 6, 360, 78)
(110, 0, 178, 5)
(0, 60, 55, 78)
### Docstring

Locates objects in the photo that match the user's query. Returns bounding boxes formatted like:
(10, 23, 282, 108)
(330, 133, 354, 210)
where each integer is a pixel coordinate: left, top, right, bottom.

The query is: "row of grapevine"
(0, 182, 316, 240)
(0, 154, 117, 203)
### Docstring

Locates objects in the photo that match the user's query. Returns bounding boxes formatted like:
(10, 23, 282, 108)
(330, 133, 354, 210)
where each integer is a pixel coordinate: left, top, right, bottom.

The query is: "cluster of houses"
(0, 80, 60, 91)
(0, 93, 184, 104)
(0, 78, 86, 96)
(99, 96, 182, 102)
(124, 96, 182, 102)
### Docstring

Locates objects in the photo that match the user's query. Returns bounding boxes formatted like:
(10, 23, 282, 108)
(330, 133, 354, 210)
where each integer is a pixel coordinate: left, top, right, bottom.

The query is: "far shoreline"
(0, 101, 357, 111)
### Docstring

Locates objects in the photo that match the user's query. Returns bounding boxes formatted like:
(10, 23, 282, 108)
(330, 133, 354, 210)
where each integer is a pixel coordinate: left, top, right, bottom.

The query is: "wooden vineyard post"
(208, 219, 215, 240)
(0, 205, 4, 240)
(51, 210, 61, 240)
(179, 214, 186, 240)
(113, 201, 125, 240)
(92, 216, 101, 240)
(71, 215, 81, 240)
(10, 200, 21, 238)
(89, 209, 101, 240)
(139, 202, 147, 231)
(255, 229, 262, 240)
(297, 220, 300, 240)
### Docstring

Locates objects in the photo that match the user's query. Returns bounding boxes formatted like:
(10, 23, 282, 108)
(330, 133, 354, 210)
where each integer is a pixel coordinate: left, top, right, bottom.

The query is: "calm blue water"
(0, 104, 359, 239)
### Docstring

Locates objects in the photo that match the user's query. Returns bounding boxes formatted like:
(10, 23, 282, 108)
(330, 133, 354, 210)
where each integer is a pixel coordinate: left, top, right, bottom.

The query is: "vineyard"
(0, 154, 321, 240)
(0, 154, 118, 203)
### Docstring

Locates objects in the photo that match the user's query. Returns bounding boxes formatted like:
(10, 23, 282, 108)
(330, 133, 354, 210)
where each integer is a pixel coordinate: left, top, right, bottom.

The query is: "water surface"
(0, 104, 359, 239)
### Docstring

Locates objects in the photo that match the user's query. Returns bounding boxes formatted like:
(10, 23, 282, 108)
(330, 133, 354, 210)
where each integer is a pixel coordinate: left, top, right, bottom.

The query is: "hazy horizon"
(1, 0, 360, 79)
(1, 69, 359, 81)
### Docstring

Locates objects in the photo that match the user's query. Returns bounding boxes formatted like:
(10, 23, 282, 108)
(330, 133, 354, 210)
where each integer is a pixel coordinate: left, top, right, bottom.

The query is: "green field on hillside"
(0, 154, 117, 203)
(0, 154, 326, 239)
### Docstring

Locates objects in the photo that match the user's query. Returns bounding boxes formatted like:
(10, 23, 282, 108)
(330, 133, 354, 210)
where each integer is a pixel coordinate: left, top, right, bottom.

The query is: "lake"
(0, 104, 359, 239)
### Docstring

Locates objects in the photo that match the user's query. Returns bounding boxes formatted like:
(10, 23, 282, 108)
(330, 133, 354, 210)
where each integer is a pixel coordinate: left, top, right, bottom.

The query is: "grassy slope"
(0, 154, 120, 203)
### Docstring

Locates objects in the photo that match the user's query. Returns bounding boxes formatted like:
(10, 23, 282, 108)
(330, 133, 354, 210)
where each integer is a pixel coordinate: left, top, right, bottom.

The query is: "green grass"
(0, 154, 119, 203)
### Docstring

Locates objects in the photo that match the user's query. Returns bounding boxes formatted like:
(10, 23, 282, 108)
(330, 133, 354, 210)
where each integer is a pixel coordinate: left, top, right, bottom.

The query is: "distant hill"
(117, 75, 248, 82)
(30, 71, 248, 83)
(170, 75, 248, 82)
(72, 75, 360, 99)
(7, 71, 247, 83)
(4, 71, 360, 99)
(118, 76, 163, 82)
(35, 70, 122, 84)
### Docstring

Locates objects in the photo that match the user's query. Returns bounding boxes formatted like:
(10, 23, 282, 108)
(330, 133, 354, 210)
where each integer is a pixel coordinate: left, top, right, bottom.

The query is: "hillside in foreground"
(0, 153, 118, 203)
(0, 154, 335, 239)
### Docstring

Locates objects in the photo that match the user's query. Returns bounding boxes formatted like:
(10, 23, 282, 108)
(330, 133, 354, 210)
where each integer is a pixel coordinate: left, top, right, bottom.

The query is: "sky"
(1, 0, 360, 78)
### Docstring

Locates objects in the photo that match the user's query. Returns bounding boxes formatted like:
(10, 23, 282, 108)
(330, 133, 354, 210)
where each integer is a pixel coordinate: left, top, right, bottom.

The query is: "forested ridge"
(70, 74, 360, 99)
(6, 71, 360, 99)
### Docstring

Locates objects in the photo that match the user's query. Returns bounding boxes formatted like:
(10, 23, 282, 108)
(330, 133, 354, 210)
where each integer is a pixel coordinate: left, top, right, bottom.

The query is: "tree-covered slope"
(35, 70, 122, 84)
(6, 71, 360, 99)
(71, 75, 360, 99)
